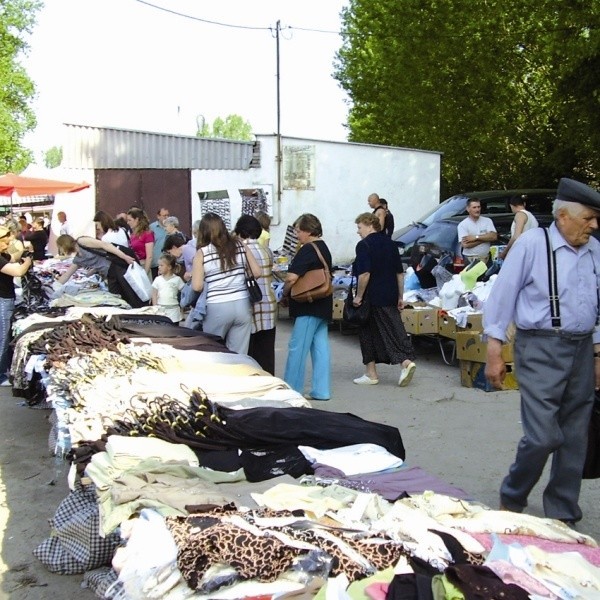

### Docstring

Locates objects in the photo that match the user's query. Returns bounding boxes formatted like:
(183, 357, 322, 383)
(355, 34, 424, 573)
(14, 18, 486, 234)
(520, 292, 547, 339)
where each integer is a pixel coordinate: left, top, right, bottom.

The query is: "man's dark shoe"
(499, 501, 523, 513)
(559, 519, 577, 530)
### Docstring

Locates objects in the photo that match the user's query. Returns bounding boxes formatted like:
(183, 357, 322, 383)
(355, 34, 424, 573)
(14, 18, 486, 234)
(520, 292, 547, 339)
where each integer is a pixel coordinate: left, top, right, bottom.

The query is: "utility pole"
(275, 20, 282, 225)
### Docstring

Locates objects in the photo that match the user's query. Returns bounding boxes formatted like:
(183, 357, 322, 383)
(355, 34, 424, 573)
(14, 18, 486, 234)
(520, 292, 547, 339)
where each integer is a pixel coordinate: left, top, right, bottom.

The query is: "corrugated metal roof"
(61, 124, 256, 170)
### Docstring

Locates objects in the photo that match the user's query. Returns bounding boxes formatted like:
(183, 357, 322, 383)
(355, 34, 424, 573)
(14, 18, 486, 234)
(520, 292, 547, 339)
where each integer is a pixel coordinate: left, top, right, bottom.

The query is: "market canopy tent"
(0, 172, 90, 197)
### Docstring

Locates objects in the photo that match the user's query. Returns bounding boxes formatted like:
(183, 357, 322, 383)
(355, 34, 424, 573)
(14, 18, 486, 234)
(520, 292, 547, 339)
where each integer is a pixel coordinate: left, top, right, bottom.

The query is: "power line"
(133, 0, 341, 35)
(133, 0, 271, 31)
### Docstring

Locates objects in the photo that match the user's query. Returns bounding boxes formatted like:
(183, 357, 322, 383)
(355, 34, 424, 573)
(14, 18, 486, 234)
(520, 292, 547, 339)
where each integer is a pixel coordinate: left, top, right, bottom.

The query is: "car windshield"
(418, 220, 458, 250)
(419, 195, 468, 226)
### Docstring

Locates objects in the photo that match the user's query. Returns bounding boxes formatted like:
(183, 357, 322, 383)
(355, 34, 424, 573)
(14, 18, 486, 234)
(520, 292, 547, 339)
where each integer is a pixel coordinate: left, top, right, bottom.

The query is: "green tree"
(44, 145, 62, 168)
(0, 0, 40, 173)
(335, 0, 600, 195)
(197, 114, 254, 141)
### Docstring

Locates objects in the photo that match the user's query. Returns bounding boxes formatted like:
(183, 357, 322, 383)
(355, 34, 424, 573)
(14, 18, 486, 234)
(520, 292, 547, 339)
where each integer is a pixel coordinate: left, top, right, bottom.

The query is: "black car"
(411, 212, 554, 273)
(393, 189, 556, 263)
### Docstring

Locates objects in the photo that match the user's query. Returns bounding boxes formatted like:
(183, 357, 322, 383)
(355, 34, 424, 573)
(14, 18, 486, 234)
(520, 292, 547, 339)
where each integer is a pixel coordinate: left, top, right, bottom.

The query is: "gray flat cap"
(557, 178, 600, 210)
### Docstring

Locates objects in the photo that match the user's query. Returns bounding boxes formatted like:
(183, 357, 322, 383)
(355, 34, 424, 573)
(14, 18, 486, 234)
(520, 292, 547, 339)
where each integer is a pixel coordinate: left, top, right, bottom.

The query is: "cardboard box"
(438, 313, 457, 339)
(459, 359, 519, 391)
(455, 331, 514, 363)
(401, 304, 439, 335)
(456, 313, 483, 332)
(332, 298, 344, 321)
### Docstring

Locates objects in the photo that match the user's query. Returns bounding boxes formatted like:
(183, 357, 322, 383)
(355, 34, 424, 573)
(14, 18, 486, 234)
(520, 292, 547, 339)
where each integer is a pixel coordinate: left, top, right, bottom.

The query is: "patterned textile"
(166, 506, 404, 592)
(358, 305, 415, 365)
(33, 483, 120, 574)
(247, 240, 277, 334)
(82, 566, 119, 598)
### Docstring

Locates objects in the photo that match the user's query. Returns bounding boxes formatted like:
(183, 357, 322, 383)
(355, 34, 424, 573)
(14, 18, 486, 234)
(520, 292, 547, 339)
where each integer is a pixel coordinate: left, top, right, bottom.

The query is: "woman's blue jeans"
(284, 316, 330, 399)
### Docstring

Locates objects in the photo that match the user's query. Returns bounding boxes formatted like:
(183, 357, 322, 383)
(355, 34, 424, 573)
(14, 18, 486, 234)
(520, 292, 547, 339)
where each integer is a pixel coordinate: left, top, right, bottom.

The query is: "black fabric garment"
(109, 316, 231, 352)
(0, 253, 15, 298)
(386, 572, 434, 600)
(24, 229, 48, 260)
(239, 446, 312, 482)
(217, 406, 406, 459)
(444, 564, 529, 600)
(248, 327, 276, 375)
(429, 529, 474, 565)
(195, 449, 242, 472)
(583, 391, 600, 478)
(384, 211, 395, 238)
(359, 305, 415, 366)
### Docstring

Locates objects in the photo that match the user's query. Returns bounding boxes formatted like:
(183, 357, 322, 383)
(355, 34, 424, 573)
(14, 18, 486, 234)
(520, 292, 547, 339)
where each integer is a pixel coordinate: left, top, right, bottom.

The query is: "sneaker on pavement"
(353, 374, 379, 385)
(0, 379, 11, 387)
(398, 362, 416, 387)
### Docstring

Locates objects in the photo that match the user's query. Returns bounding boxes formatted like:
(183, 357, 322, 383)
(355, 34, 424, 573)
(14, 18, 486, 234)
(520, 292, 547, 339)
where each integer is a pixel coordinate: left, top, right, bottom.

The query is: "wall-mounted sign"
(283, 145, 315, 190)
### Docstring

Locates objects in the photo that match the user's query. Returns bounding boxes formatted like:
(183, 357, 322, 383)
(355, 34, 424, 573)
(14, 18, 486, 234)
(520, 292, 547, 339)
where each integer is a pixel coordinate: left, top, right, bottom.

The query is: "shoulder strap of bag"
(77, 239, 138, 264)
(238, 240, 252, 277)
(309, 242, 330, 275)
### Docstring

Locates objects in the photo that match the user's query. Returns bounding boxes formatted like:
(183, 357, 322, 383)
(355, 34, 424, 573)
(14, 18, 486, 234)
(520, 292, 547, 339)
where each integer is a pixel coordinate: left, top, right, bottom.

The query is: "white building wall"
(191, 136, 441, 263)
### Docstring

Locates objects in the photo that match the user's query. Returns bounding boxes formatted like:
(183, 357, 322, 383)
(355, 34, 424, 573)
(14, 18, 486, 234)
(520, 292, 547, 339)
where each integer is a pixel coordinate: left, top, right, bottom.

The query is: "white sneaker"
(353, 374, 379, 385)
(398, 362, 416, 387)
(0, 379, 11, 387)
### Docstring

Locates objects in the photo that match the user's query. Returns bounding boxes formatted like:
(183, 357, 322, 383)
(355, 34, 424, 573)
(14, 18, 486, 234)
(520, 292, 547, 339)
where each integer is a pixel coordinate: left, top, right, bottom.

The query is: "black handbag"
(343, 278, 370, 325)
(242, 244, 263, 304)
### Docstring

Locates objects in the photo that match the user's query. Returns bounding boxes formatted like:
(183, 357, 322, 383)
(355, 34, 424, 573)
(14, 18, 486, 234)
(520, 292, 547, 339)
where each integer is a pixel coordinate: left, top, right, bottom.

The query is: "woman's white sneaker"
(353, 374, 379, 385)
(398, 362, 416, 387)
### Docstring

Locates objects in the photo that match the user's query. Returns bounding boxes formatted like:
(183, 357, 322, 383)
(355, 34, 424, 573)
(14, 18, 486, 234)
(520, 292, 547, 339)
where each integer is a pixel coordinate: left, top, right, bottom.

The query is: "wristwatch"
(594, 352, 600, 358)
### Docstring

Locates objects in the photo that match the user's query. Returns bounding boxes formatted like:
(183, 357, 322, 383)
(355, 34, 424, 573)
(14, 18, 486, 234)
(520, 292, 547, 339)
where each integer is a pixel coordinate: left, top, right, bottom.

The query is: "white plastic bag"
(123, 262, 152, 302)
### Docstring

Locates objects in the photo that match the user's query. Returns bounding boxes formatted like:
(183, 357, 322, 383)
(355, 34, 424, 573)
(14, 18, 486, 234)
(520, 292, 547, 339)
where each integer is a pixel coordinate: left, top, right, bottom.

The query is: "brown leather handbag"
(290, 242, 333, 303)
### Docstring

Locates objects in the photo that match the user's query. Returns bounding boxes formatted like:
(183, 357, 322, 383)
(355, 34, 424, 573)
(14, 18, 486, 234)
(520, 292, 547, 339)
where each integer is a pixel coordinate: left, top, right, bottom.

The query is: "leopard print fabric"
(167, 506, 404, 590)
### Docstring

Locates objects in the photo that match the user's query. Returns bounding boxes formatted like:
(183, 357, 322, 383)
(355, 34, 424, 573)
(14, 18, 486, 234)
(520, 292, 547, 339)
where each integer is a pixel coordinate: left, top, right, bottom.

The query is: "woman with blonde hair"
(3, 219, 26, 262)
(0, 226, 33, 385)
(191, 212, 260, 354)
(126, 208, 154, 276)
(351, 212, 416, 387)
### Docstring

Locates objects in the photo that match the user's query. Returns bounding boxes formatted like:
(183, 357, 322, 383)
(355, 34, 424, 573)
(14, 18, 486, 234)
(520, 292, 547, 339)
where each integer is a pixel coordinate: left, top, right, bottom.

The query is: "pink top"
(129, 230, 154, 260)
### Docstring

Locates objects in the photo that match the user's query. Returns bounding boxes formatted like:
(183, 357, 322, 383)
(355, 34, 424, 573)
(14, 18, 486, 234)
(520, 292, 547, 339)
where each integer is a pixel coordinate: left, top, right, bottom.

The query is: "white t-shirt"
(457, 215, 496, 257)
(102, 228, 129, 247)
(152, 274, 185, 322)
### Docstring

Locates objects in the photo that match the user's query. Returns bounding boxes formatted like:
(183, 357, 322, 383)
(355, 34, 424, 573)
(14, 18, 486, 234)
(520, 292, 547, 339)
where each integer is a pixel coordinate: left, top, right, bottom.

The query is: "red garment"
(129, 230, 154, 260)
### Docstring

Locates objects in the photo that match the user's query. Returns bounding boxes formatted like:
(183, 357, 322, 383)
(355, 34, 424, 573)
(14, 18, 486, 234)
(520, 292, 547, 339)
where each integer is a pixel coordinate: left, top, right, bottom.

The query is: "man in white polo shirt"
(457, 197, 497, 264)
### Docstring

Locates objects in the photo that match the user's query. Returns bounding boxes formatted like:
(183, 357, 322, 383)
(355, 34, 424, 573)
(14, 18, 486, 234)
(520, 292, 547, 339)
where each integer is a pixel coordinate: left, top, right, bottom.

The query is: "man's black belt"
(517, 328, 593, 341)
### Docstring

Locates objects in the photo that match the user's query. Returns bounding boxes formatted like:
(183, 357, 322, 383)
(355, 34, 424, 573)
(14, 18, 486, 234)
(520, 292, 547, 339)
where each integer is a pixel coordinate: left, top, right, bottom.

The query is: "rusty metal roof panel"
(61, 124, 255, 170)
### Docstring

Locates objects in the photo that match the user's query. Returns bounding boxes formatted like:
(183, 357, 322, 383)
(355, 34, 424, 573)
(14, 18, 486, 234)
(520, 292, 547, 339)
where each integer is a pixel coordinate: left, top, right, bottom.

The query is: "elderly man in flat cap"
(484, 178, 600, 527)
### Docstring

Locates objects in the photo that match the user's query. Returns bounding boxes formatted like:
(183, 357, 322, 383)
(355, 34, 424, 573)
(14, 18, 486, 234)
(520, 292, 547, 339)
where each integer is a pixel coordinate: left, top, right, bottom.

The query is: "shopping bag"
(342, 283, 370, 325)
(123, 262, 152, 302)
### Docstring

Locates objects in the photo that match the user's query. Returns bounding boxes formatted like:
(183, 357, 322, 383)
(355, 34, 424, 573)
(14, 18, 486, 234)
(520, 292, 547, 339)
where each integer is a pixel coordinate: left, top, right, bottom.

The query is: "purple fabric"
(472, 532, 600, 567)
(312, 464, 471, 501)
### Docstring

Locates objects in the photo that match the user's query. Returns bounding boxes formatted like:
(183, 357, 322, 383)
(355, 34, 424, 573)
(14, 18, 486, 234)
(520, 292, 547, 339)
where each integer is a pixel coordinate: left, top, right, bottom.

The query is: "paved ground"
(1, 316, 598, 598)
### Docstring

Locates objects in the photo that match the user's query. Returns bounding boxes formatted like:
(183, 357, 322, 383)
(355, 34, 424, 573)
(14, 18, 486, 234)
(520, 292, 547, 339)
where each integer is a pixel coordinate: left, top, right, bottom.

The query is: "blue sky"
(22, 0, 350, 161)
